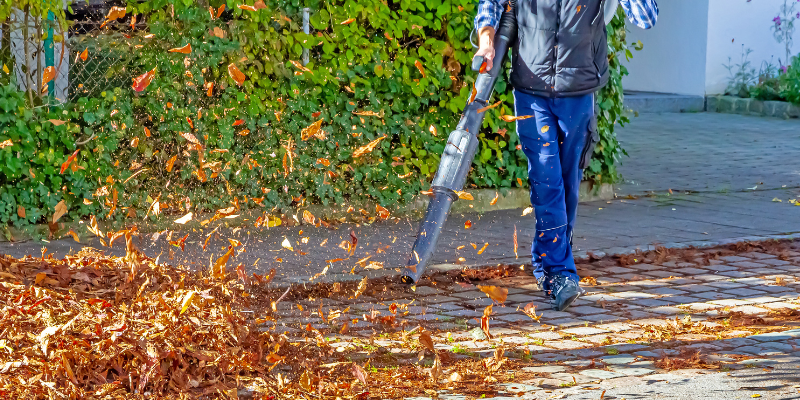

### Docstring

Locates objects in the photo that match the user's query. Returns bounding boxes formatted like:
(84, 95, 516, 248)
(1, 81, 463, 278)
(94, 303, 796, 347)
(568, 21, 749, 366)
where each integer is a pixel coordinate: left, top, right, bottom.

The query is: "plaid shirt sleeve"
(474, 0, 507, 33)
(619, 0, 658, 29)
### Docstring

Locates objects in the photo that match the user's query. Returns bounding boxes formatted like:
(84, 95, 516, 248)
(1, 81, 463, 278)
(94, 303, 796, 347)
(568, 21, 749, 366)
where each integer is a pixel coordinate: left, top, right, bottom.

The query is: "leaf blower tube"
(400, 2, 517, 284)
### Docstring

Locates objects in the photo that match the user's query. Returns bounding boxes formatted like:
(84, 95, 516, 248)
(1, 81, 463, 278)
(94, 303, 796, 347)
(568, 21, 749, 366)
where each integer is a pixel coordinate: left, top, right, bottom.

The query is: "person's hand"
(473, 27, 496, 72)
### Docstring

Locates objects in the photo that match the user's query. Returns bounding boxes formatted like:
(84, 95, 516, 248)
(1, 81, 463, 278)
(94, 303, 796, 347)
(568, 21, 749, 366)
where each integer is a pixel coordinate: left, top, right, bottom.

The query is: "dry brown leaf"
(352, 136, 385, 158)
(478, 285, 508, 303)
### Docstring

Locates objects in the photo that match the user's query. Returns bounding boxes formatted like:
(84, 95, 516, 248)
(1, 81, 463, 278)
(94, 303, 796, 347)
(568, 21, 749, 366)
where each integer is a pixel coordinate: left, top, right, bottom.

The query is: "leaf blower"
(400, 1, 517, 284)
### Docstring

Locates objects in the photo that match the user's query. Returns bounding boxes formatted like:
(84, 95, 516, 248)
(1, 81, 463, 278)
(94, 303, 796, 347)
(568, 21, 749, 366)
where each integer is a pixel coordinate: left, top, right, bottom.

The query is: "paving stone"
(719, 255, 751, 263)
(420, 295, 462, 304)
(594, 322, 635, 332)
(649, 306, 686, 315)
(521, 365, 567, 374)
(602, 266, 638, 274)
(549, 372, 596, 383)
(741, 252, 777, 260)
(659, 295, 703, 305)
(642, 287, 689, 296)
(722, 288, 770, 298)
(608, 366, 655, 376)
(749, 329, 800, 341)
(532, 353, 576, 362)
(566, 348, 607, 358)
(497, 313, 540, 323)
(562, 359, 595, 367)
(728, 305, 769, 315)
(627, 263, 659, 271)
(672, 267, 710, 275)
(566, 305, 610, 315)
(708, 299, 753, 307)
(578, 369, 626, 379)
(624, 298, 672, 308)
(691, 292, 730, 300)
(730, 261, 769, 269)
(603, 343, 651, 353)
(443, 309, 484, 318)
(605, 291, 660, 300)
(545, 340, 589, 350)
(432, 302, 470, 311)
(499, 383, 541, 393)
(642, 270, 677, 278)
(718, 270, 758, 278)
(643, 373, 687, 382)
(561, 327, 609, 336)
(575, 313, 626, 324)
(600, 355, 637, 364)
(716, 337, 760, 348)
(758, 341, 796, 352)
(546, 318, 587, 327)
(761, 301, 800, 309)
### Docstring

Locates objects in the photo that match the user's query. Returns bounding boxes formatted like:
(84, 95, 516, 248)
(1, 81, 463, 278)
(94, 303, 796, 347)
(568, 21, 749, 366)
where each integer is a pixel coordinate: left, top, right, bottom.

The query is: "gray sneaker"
(545, 275, 585, 311)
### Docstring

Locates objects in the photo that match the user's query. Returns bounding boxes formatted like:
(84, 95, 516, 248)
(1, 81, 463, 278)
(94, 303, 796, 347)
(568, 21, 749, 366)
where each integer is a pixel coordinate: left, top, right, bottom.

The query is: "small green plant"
(606, 347, 620, 355)
(724, 46, 757, 98)
(559, 381, 577, 388)
(532, 338, 545, 346)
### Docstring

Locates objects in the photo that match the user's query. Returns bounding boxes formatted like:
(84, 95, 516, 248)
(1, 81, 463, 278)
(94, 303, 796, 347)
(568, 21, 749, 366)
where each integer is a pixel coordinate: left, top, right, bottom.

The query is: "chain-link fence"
(0, 3, 136, 106)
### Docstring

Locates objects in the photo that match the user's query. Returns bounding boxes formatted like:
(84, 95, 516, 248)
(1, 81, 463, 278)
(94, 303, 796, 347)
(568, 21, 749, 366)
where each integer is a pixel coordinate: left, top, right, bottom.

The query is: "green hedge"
(0, 0, 633, 231)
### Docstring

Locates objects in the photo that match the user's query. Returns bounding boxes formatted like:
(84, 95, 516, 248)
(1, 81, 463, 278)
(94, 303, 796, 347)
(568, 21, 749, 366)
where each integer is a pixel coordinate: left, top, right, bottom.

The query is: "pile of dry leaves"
(0, 236, 345, 399)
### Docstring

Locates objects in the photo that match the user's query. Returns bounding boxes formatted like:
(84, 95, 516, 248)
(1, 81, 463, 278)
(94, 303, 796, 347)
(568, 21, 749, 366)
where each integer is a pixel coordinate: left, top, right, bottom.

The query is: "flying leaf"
(132, 68, 156, 92)
(166, 155, 178, 172)
(464, 220, 472, 229)
(180, 291, 196, 314)
(302, 210, 316, 225)
(60, 150, 79, 174)
(418, 331, 435, 352)
(227, 63, 246, 86)
(281, 237, 293, 251)
(64, 229, 80, 243)
(41, 66, 56, 87)
(238, 4, 257, 11)
(340, 18, 356, 25)
(500, 114, 533, 122)
(180, 131, 201, 145)
(469, 86, 478, 104)
(376, 205, 390, 219)
(479, 61, 487, 74)
(541, 125, 550, 133)
(170, 233, 189, 251)
(211, 246, 234, 279)
(490, 192, 499, 205)
(174, 212, 193, 224)
(301, 119, 325, 140)
(455, 191, 474, 200)
(0, 139, 12, 148)
(51, 200, 67, 224)
(168, 43, 192, 54)
(253, 0, 267, 10)
(104, 6, 126, 22)
(477, 100, 503, 114)
(17, 205, 25, 218)
(477, 242, 489, 254)
(513, 224, 518, 259)
(354, 276, 368, 298)
(478, 285, 508, 303)
(290, 60, 312, 74)
(206, 82, 214, 96)
(217, 4, 226, 17)
(351, 363, 368, 386)
(414, 60, 426, 78)
(522, 207, 533, 216)
(523, 303, 543, 322)
(80, 49, 89, 62)
(299, 370, 314, 391)
(352, 136, 386, 158)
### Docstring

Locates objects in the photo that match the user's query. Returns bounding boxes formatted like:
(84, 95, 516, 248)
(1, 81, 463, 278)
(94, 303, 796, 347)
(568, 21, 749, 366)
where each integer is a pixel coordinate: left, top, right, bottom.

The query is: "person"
(473, 0, 658, 311)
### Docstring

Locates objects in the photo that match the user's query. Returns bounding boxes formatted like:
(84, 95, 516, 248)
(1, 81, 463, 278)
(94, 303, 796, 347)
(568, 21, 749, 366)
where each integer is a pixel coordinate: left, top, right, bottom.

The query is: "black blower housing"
(400, 3, 517, 284)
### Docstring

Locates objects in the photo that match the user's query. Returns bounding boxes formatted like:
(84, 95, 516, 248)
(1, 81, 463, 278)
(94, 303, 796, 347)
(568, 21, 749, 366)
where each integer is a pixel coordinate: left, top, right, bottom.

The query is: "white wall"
(706, 0, 800, 95)
(623, 0, 710, 96)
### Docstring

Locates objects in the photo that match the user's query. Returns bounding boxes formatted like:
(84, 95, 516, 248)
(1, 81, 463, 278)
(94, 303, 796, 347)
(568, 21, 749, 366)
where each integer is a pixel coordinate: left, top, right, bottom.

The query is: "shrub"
(1, 0, 633, 229)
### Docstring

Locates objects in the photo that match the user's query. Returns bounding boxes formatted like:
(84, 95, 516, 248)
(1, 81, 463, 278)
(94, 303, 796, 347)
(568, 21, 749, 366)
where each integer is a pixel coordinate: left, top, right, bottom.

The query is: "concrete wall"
(623, 0, 710, 96)
(705, 0, 800, 95)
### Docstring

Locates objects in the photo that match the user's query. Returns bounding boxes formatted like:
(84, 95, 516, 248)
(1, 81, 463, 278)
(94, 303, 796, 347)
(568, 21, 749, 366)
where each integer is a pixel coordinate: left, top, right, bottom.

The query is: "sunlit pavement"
(256, 243, 800, 399)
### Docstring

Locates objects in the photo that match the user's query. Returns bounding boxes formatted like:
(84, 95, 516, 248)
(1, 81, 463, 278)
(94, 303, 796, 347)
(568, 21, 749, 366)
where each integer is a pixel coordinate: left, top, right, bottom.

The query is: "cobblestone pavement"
(614, 112, 800, 194)
(261, 243, 800, 399)
(2, 114, 799, 287)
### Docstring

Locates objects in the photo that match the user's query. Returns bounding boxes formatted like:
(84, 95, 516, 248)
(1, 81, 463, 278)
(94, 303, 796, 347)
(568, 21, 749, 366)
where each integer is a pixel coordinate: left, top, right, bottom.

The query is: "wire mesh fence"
(0, 5, 137, 107)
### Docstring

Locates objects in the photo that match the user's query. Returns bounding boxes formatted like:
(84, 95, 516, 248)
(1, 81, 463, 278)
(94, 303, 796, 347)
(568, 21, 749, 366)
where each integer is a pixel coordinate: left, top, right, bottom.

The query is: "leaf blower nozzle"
(401, 3, 517, 284)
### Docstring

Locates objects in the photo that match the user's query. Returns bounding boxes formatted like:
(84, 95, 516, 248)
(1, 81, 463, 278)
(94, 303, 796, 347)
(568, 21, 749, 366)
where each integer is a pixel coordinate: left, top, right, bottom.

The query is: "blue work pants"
(513, 89, 595, 284)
